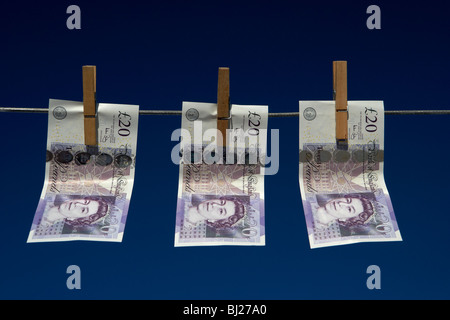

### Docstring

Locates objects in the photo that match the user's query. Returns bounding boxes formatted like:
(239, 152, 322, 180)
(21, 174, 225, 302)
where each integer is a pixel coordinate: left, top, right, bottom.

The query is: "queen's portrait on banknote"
(312, 193, 375, 229)
(183, 194, 248, 229)
(309, 191, 399, 239)
(38, 195, 113, 228)
(29, 192, 127, 241)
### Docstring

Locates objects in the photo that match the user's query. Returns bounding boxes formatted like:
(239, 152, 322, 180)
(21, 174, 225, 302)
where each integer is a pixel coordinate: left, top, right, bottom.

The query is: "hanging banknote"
(174, 102, 267, 246)
(27, 99, 139, 242)
(299, 101, 402, 248)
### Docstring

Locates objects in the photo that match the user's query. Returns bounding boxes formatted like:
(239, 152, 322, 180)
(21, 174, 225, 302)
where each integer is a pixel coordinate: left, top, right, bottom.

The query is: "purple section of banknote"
(28, 142, 135, 242)
(176, 193, 264, 244)
(303, 190, 400, 247)
(300, 142, 401, 247)
(175, 161, 265, 245)
(29, 194, 130, 241)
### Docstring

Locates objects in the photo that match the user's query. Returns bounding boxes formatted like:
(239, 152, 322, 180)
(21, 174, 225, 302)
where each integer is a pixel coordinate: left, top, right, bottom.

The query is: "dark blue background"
(0, 0, 449, 300)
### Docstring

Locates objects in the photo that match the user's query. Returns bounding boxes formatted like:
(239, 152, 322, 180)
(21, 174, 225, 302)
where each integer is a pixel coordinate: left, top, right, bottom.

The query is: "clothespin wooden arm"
(333, 61, 348, 143)
(217, 67, 230, 148)
(83, 65, 97, 146)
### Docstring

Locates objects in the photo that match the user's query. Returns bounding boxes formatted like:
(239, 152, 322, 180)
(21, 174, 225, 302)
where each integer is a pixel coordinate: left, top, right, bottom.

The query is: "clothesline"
(1, 107, 450, 116)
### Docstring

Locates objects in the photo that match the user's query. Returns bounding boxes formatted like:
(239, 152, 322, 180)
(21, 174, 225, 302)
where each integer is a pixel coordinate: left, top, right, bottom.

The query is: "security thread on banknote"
(174, 102, 267, 246)
(27, 100, 139, 243)
(299, 101, 402, 248)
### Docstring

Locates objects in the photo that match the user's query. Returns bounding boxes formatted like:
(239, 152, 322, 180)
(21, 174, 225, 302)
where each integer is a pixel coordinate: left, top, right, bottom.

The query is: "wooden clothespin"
(82, 65, 97, 147)
(333, 61, 348, 146)
(217, 67, 230, 148)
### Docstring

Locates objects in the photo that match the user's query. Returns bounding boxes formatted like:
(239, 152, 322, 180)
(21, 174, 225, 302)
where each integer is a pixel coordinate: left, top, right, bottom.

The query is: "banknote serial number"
(183, 304, 267, 317)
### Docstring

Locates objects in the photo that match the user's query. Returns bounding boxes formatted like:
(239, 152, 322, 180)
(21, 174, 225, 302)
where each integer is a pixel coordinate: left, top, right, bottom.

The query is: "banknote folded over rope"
(299, 101, 402, 248)
(174, 102, 268, 246)
(27, 99, 139, 242)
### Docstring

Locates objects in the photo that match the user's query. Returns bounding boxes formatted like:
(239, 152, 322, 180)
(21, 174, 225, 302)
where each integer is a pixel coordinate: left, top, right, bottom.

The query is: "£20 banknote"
(174, 102, 268, 246)
(27, 99, 139, 242)
(299, 101, 402, 248)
